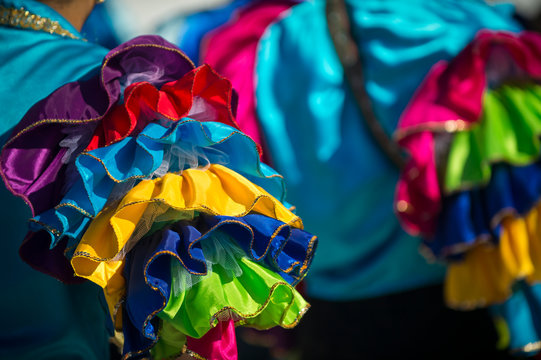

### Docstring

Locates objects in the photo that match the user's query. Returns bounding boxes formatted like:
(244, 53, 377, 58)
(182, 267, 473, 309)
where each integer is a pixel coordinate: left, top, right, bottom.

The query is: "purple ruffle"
(0, 36, 194, 216)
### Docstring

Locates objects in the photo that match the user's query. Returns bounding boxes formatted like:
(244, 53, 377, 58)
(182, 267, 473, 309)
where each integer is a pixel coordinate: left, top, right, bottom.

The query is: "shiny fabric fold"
(428, 162, 541, 258)
(197, 214, 316, 285)
(36, 118, 284, 242)
(159, 256, 309, 338)
(200, 0, 298, 161)
(186, 319, 238, 360)
(121, 230, 308, 357)
(24, 118, 286, 280)
(445, 202, 541, 308)
(445, 84, 541, 192)
(394, 30, 541, 236)
(86, 64, 240, 151)
(71, 165, 303, 289)
(1, 31, 315, 360)
(0, 35, 195, 216)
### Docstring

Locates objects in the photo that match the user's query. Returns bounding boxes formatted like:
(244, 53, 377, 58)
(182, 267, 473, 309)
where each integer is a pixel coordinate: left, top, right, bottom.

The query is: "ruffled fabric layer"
(394, 30, 541, 308)
(428, 162, 541, 257)
(159, 256, 308, 337)
(71, 165, 312, 319)
(121, 229, 308, 357)
(31, 119, 285, 254)
(395, 30, 541, 236)
(0, 36, 315, 359)
(445, 202, 541, 308)
(445, 84, 541, 192)
(9, 88, 285, 282)
(0, 36, 195, 216)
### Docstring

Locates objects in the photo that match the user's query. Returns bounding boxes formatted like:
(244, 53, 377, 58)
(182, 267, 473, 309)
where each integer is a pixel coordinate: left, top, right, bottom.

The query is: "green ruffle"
(151, 321, 187, 360)
(445, 83, 541, 192)
(157, 257, 308, 340)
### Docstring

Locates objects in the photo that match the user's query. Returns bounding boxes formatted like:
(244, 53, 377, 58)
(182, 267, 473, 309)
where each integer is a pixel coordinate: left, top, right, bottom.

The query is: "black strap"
(326, 0, 408, 169)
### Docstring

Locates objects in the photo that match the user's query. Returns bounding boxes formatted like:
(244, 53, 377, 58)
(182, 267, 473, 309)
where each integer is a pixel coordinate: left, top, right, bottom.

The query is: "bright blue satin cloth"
(255, 0, 521, 301)
(0, 0, 111, 359)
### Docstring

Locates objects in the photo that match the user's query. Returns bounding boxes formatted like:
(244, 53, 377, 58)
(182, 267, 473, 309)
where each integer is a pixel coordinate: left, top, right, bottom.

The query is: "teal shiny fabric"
(255, 0, 521, 300)
(0, 0, 111, 358)
(491, 282, 541, 355)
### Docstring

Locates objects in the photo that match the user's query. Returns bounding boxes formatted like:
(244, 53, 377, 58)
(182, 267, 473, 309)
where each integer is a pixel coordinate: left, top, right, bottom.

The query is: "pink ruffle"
(200, 0, 297, 163)
(394, 30, 541, 236)
(186, 319, 238, 360)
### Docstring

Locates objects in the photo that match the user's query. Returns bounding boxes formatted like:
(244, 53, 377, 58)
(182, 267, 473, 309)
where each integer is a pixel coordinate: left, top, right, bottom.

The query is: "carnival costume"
(0, 1, 316, 359)
(395, 29, 541, 354)
(169, 0, 541, 356)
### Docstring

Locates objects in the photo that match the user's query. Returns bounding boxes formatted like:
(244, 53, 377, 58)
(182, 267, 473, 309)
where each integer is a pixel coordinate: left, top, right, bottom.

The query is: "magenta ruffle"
(394, 30, 541, 236)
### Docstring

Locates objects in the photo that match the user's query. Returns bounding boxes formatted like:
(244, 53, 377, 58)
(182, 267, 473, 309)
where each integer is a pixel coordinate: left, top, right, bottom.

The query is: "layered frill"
(394, 30, 541, 309)
(0, 36, 315, 359)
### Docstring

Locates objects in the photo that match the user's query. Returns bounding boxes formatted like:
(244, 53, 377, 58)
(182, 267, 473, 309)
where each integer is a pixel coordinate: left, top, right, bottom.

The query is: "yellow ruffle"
(445, 202, 541, 309)
(71, 164, 302, 323)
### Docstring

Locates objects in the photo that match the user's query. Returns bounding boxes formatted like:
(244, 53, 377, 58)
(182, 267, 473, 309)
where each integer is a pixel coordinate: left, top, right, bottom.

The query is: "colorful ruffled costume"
(164, 0, 541, 356)
(395, 30, 541, 354)
(0, 33, 315, 359)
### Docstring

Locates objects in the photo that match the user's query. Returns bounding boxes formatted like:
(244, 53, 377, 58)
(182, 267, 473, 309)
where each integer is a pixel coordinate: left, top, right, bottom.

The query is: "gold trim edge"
(0, 5, 82, 40)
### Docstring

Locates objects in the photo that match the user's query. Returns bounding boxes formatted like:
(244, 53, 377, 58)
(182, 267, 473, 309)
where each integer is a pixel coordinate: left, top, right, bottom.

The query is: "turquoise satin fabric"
(491, 282, 541, 355)
(255, 0, 521, 300)
(0, 1, 111, 358)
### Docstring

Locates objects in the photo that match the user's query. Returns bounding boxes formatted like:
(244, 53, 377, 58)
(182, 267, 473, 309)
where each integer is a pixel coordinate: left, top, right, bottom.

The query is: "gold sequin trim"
(0, 5, 82, 40)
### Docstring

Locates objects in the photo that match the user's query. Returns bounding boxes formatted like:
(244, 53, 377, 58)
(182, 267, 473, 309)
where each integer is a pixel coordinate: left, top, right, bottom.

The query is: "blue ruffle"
(121, 214, 316, 356)
(29, 119, 285, 251)
(203, 214, 316, 285)
(428, 162, 541, 258)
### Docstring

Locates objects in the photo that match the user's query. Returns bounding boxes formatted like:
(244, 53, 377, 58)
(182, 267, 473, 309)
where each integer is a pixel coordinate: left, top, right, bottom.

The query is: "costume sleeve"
(394, 30, 541, 309)
(0, 35, 316, 360)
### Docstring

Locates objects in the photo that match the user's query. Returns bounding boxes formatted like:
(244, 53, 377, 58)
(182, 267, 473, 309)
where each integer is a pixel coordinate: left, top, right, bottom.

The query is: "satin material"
(395, 31, 541, 235)
(71, 166, 305, 288)
(2, 28, 314, 359)
(86, 64, 239, 151)
(0, 0, 111, 358)
(255, 0, 519, 300)
(445, 202, 541, 308)
(491, 283, 541, 355)
(9, 67, 284, 281)
(200, 0, 297, 161)
(31, 118, 284, 250)
(186, 319, 238, 360)
(158, 256, 309, 338)
(429, 161, 541, 258)
(203, 214, 316, 285)
(446, 84, 541, 191)
(73, 165, 307, 329)
(0, 35, 195, 217)
(122, 231, 308, 356)
(176, 0, 253, 64)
